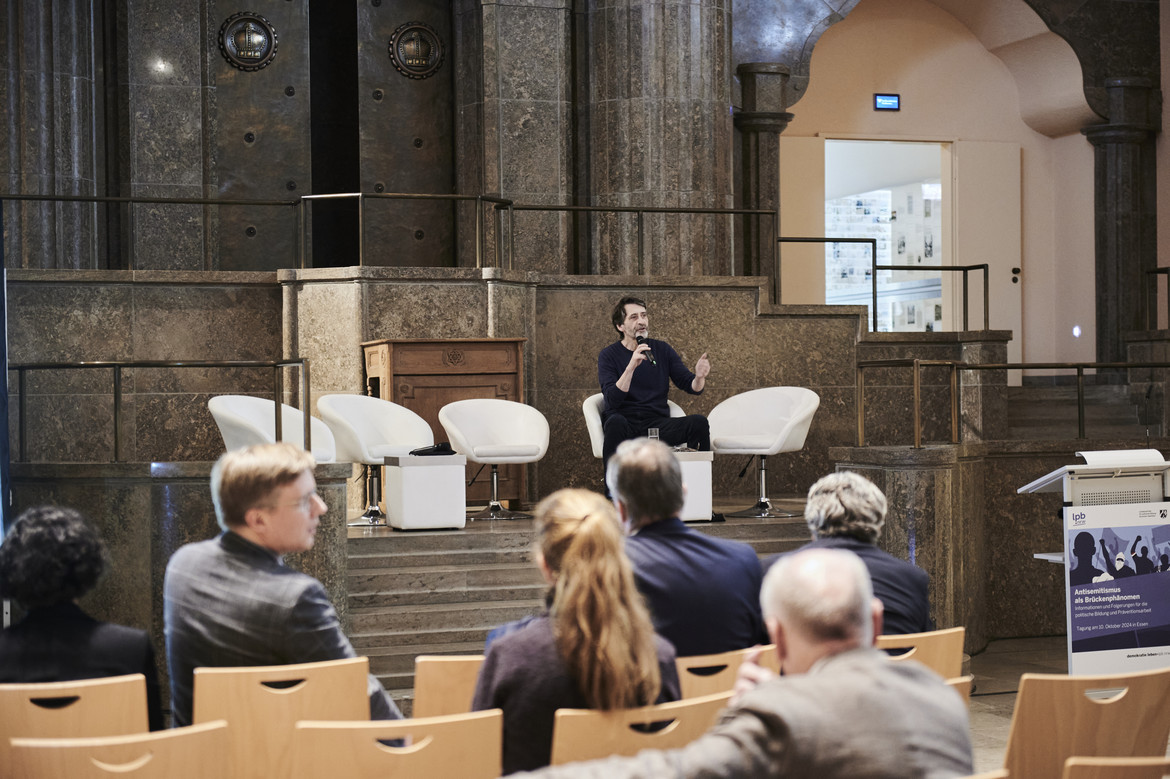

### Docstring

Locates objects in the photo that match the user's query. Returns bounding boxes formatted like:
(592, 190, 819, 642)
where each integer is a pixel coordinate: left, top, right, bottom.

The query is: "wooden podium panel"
(362, 339, 526, 505)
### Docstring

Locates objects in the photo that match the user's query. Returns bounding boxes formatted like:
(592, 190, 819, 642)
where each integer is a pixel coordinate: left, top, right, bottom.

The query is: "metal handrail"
(7, 359, 311, 462)
(503, 203, 778, 292)
(1144, 267, 1170, 330)
(856, 358, 1170, 448)
(299, 192, 515, 269)
(0, 193, 300, 271)
(779, 237, 989, 331)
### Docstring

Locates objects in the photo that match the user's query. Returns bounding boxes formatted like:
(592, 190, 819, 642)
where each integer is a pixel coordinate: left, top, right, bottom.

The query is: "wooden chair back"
(1004, 666, 1170, 779)
(412, 655, 484, 718)
(962, 771, 1009, 779)
(946, 674, 974, 704)
(9, 720, 228, 779)
(0, 674, 150, 778)
(291, 710, 502, 779)
(875, 626, 966, 679)
(1063, 756, 1170, 779)
(675, 645, 778, 699)
(192, 657, 370, 779)
(549, 691, 732, 766)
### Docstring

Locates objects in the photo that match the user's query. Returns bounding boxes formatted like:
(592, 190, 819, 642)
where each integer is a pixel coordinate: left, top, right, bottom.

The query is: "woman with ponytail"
(472, 488, 680, 774)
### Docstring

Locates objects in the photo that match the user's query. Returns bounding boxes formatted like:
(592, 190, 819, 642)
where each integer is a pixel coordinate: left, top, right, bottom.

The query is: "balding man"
(763, 471, 933, 635)
(515, 548, 974, 779)
(607, 437, 767, 656)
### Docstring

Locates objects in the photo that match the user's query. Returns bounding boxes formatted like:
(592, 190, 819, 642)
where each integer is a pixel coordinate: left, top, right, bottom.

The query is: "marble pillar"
(734, 63, 790, 302)
(1082, 78, 1159, 368)
(585, 0, 734, 276)
(2, 0, 100, 270)
(455, 0, 574, 273)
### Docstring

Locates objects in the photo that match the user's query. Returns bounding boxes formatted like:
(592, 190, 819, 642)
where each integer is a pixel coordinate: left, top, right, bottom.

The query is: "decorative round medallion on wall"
(388, 22, 444, 80)
(219, 12, 279, 72)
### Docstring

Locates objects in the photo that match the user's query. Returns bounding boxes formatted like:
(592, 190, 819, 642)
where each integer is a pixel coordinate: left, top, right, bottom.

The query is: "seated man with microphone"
(597, 296, 711, 471)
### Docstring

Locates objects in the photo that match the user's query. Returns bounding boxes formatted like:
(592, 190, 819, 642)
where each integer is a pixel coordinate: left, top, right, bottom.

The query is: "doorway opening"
(824, 139, 946, 332)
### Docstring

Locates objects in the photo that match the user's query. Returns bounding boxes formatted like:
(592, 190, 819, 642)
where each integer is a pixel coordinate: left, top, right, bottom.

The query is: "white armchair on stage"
(439, 398, 549, 521)
(582, 393, 714, 522)
(208, 395, 336, 463)
(708, 387, 820, 518)
(318, 394, 465, 529)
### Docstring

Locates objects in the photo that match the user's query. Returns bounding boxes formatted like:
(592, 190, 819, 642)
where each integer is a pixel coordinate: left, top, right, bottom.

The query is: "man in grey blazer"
(515, 548, 974, 779)
(164, 442, 401, 727)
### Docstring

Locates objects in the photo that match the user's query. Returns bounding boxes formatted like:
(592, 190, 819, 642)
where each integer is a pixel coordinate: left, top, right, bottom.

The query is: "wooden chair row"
(969, 757, 1170, 779)
(11, 634, 1170, 779)
(1, 658, 730, 779)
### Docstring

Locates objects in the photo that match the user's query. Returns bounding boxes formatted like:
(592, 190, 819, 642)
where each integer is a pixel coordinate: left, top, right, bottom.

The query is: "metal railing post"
(475, 197, 483, 269)
(949, 362, 959, 443)
(18, 369, 27, 461)
(981, 265, 990, 330)
(273, 367, 284, 442)
(870, 244, 879, 331)
(857, 364, 866, 446)
(113, 366, 123, 462)
(637, 211, 645, 275)
(1076, 367, 1086, 439)
(912, 360, 923, 449)
(962, 270, 970, 331)
(297, 198, 306, 269)
(357, 194, 366, 267)
(302, 359, 312, 452)
(507, 204, 514, 270)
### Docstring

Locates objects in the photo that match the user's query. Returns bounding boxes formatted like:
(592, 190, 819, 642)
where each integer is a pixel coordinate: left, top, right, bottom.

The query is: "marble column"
(2, 0, 99, 269)
(455, 0, 574, 273)
(734, 63, 790, 302)
(586, 0, 734, 276)
(1082, 77, 1159, 369)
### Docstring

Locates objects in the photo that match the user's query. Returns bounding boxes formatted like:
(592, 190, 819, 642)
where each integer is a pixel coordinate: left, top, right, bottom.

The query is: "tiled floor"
(967, 636, 1069, 773)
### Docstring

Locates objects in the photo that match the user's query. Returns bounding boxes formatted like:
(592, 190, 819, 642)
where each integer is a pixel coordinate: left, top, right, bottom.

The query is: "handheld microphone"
(635, 335, 657, 365)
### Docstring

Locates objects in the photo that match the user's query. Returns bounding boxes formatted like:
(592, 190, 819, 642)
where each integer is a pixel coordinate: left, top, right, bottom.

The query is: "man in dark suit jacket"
(164, 442, 401, 727)
(607, 438, 767, 656)
(763, 470, 933, 635)
(512, 548, 973, 779)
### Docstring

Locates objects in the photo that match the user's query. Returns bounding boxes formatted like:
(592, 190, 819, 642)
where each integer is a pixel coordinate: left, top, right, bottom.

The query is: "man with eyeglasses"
(163, 442, 402, 727)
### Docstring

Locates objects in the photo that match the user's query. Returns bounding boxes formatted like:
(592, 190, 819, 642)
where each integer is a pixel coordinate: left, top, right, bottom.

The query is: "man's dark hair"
(0, 505, 107, 608)
(611, 296, 647, 337)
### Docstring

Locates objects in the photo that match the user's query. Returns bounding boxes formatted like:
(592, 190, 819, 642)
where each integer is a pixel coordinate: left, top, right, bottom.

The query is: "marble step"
(352, 625, 503, 652)
(347, 526, 536, 556)
(349, 581, 547, 609)
(365, 640, 489, 677)
(349, 545, 533, 569)
(349, 561, 545, 594)
(350, 598, 544, 636)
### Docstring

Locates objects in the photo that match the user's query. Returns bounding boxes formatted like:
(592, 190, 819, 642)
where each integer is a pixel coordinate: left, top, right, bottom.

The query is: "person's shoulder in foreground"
(507, 547, 973, 779)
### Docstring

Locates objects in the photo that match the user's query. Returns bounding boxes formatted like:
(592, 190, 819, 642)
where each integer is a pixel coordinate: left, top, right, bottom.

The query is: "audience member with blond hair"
(515, 548, 973, 779)
(472, 488, 681, 775)
(164, 442, 401, 727)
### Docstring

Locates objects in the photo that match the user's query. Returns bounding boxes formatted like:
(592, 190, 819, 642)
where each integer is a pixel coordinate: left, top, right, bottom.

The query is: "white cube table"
(675, 450, 714, 522)
(384, 454, 468, 530)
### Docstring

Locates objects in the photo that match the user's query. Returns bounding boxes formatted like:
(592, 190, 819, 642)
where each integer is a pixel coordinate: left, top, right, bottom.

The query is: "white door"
(949, 140, 1023, 370)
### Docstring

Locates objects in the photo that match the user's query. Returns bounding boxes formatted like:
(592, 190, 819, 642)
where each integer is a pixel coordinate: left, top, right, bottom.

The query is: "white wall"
(777, 0, 1095, 364)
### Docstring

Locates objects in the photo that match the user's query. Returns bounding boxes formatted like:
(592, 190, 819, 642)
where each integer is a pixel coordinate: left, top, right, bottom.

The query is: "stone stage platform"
(344, 501, 810, 711)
